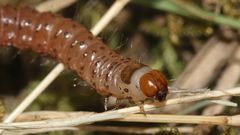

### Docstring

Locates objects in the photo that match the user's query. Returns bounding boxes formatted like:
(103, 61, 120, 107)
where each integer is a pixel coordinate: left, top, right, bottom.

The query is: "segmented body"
(0, 5, 168, 102)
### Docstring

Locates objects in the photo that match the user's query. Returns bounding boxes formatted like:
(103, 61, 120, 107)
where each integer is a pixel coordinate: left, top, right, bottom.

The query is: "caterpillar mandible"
(0, 5, 168, 102)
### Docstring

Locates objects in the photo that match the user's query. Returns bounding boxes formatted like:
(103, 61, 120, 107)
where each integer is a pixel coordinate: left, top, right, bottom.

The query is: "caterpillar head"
(139, 70, 168, 101)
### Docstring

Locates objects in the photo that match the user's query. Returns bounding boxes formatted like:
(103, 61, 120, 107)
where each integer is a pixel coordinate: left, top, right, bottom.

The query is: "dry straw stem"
(115, 114, 240, 126)
(3, 0, 130, 127)
(3, 127, 78, 135)
(193, 42, 240, 134)
(203, 45, 240, 116)
(35, 0, 77, 12)
(4, 125, 192, 134)
(76, 125, 193, 134)
(90, 0, 130, 35)
(169, 36, 238, 114)
(118, 87, 240, 114)
(0, 87, 240, 131)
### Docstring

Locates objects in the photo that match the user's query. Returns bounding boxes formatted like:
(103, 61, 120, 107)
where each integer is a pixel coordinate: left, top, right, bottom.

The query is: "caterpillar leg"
(104, 96, 121, 111)
(136, 101, 146, 116)
(127, 98, 146, 115)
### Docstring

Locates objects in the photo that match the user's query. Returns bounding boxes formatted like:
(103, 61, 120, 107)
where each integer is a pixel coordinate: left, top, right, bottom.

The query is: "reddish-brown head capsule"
(139, 70, 168, 101)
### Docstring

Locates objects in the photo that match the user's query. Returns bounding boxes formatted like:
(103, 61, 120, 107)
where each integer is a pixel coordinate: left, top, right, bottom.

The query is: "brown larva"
(0, 5, 168, 103)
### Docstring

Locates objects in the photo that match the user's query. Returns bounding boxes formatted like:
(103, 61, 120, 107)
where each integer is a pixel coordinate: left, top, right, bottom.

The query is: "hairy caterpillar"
(0, 5, 168, 102)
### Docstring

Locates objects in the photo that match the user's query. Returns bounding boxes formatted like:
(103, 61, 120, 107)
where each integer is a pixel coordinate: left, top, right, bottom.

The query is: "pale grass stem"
(115, 114, 240, 126)
(0, 87, 239, 132)
(4, 125, 193, 134)
(36, 0, 77, 12)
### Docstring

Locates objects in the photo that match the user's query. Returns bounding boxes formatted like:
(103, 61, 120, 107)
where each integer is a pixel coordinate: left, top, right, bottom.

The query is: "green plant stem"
(134, 0, 240, 29)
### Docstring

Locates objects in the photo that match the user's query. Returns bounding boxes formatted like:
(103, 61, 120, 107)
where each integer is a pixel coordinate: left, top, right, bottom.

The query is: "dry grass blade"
(1, 111, 127, 130)
(4, 125, 192, 135)
(203, 46, 240, 115)
(117, 87, 240, 114)
(114, 114, 240, 126)
(13, 111, 240, 127)
(76, 125, 193, 134)
(3, 64, 64, 124)
(90, 0, 130, 34)
(3, 127, 78, 135)
(0, 87, 239, 132)
(35, 0, 77, 12)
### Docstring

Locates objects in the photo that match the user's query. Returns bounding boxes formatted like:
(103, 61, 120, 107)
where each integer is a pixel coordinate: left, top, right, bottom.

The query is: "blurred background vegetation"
(0, 0, 240, 134)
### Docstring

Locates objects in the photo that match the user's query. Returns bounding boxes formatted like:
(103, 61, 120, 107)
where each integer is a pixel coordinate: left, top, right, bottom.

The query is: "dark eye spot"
(88, 36, 93, 40)
(124, 88, 129, 93)
(105, 73, 108, 81)
(67, 57, 71, 61)
(99, 46, 105, 50)
(80, 66, 84, 71)
(79, 41, 85, 45)
(92, 82, 96, 87)
(128, 97, 133, 100)
(72, 24, 77, 28)
(104, 83, 109, 89)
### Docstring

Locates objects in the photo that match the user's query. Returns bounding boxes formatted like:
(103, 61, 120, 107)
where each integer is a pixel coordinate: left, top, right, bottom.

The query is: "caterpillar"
(0, 5, 168, 103)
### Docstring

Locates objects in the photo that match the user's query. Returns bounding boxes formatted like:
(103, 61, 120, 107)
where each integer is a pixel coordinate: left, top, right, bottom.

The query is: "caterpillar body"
(0, 5, 168, 102)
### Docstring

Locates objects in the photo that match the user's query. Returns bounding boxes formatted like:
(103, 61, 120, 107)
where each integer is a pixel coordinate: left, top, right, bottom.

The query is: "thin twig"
(169, 36, 237, 114)
(3, 127, 78, 135)
(3, 125, 192, 135)
(90, 0, 130, 35)
(3, 0, 130, 128)
(76, 125, 193, 134)
(35, 0, 77, 12)
(1, 87, 240, 131)
(114, 114, 240, 126)
(203, 46, 240, 115)
(1, 111, 127, 130)
(117, 87, 240, 114)
(193, 43, 240, 134)
(3, 64, 64, 124)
